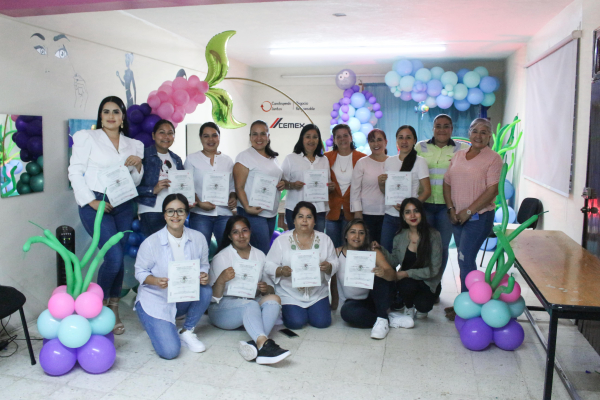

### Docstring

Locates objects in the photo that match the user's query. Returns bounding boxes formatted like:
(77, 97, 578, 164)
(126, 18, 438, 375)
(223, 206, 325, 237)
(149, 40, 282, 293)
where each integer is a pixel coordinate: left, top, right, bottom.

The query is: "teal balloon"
(453, 292, 482, 319)
(25, 161, 41, 176)
(58, 315, 92, 348)
(393, 59, 413, 76)
(384, 71, 400, 87)
(360, 123, 373, 135)
(482, 93, 496, 107)
(348, 117, 361, 133)
(463, 71, 481, 88)
(449, 234, 456, 249)
(474, 66, 489, 77)
(89, 306, 116, 336)
(414, 68, 432, 82)
(453, 83, 468, 101)
(400, 75, 415, 92)
(355, 107, 371, 124)
(481, 299, 511, 328)
(507, 296, 526, 318)
(30, 174, 44, 192)
(37, 309, 62, 339)
(352, 132, 367, 147)
(17, 182, 31, 194)
(430, 66, 444, 80)
(347, 105, 356, 118)
(20, 172, 31, 184)
(36, 155, 44, 168)
(440, 71, 458, 87)
(209, 238, 218, 259)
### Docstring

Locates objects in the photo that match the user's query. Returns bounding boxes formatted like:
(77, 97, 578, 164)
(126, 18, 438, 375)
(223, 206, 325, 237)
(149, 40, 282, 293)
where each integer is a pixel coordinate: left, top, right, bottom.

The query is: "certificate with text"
(168, 170, 195, 205)
(303, 170, 328, 202)
(100, 165, 138, 207)
(202, 172, 229, 206)
(249, 173, 278, 211)
(227, 259, 262, 298)
(291, 250, 321, 288)
(385, 171, 412, 206)
(344, 250, 376, 290)
(167, 259, 200, 303)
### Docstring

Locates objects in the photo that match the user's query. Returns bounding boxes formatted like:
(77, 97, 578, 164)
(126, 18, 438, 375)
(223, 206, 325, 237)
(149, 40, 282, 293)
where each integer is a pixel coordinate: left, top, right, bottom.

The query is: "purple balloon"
(15, 117, 29, 132)
(427, 79, 443, 97)
(104, 332, 115, 344)
(372, 103, 381, 111)
(343, 89, 354, 98)
(351, 85, 360, 92)
(139, 103, 152, 116)
(77, 335, 116, 374)
(12, 131, 29, 149)
(27, 136, 43, 156)
(129, 123, 141, 138)
(363, 91, 372, 99)
(342, 98, 351, 105)
(332, 103, 341, 111)
(39, 339, 77, 376)
(374, 111, 383, 119)
(128, 109, 144, 124)
(142, 114, 162, 133)
(20, 148, 31, 162)
(270, 230, 281, 247)
(25, 119, 43, 136)
(400, 91, 412, 101)
(341, 105, 349, 113)
(331, 111, 339, 118)
(341, 114, 350, 122)
(454, 315, 466, 331)
(68, 135, 74, 148)
(339, 98, 344, 105)
(330, 119, 338, 125)
(135, 132, 154, 148)
(492, 319, 524, 351)
(368, 96, 377, 104)
(326, 138, 334, 146)
(457, 68, 470, 83)
(454, 99, 471, 112)
(436, 95, 454, 109)
(460, 317, 493, 351)
(411, 91, 427, 102)
(467, 88, 484, 105)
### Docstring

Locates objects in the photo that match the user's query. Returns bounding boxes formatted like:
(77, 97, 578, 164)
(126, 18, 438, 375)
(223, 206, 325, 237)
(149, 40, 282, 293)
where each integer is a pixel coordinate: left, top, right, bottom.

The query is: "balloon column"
(384, 60, 500, 111)
(454, 163, 544, 351)
(24, 194, 121, 376)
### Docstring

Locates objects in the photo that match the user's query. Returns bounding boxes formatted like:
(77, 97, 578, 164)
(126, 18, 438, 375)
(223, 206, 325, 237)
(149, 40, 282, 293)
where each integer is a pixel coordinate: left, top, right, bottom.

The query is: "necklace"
(291, 231, 317, 250)
(338, 154, 351, 173)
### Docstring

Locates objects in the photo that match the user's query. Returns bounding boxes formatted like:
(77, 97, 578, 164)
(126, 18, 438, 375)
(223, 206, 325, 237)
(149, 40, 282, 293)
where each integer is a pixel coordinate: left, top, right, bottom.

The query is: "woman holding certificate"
(265, 201, 338, 329)
(136, 119, 185, 237)
(134, 194, 212, 359)
(378, 125, 431, 252)
(281, 124, 330, 232)
(185, 122, 237, 247)
(233, 120, 285, 254)
(68, 96, 144, 335)
(350, 129, 389, 244)
(209, 216, 291, 364)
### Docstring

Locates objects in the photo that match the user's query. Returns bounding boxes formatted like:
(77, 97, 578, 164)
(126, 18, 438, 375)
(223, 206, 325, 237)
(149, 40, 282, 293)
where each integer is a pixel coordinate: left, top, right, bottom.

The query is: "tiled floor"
(2, 248, 600, 400)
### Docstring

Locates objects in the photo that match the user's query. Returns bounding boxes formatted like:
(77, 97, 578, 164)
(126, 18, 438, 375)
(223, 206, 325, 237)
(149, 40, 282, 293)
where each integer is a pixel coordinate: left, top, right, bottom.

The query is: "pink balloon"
(11, 115, 19, 122)
(193, 93, 207, 104)
(186, 87, 199, 99)
(465, 270, 486, 290)
(52, 285, 67, 296)
(48, 293, 75, 319)
(171, 110, 185, 123)
(172, 89, 190, 106)
(173, 122, 178, 128)
(75, 292, 103, 319)
(157, 103, 174, 119)
(157, 91, 170, 102)
(147, 95, 161, 109)
(491, 272, 509, 285)
(86, 282, 104, 299)
(172, 77, 189, 91)
(184, 101, 198, 114)
(469, 281, 492, 304)
(162, 80, 172, 86)
(197, 81, 209, 94)
(188, 75, 200, 87)
(149, 90, 158, 97)
(499, 281, 522, 303)
(158, 85, 173, 96)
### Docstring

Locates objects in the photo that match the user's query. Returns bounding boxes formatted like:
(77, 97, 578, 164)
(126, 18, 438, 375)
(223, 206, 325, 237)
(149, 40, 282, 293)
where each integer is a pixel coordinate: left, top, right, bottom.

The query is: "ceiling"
(9, 0, 574, 68)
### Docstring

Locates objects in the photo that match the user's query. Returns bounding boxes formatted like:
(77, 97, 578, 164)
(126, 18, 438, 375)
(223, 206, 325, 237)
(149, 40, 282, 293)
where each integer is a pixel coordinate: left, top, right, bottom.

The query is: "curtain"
(364, 83, 479, 155)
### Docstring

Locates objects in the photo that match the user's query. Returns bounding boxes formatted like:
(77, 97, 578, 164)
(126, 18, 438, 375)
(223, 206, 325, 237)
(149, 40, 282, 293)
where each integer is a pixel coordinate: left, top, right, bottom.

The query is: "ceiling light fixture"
(270, 45, 446, 56)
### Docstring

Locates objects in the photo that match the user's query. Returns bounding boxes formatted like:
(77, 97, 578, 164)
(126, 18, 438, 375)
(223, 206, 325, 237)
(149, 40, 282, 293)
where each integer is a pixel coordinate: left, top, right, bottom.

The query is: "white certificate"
(168, 170, 195, 205)
(385, 171, 412, 206)
(291, 250, 321, 288)
(344, 250, 376, 290)
(167, 259, 200, 303)
(201, 172, 229, 206)
(249, 173, 278, 211)
(227, 259, 262, 298)
(303, 170, 328, 202)
(100, 165, 138, 207)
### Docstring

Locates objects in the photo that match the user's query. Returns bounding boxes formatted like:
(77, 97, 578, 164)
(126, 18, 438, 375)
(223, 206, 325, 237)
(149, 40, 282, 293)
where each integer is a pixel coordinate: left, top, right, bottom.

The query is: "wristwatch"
(447, 206, 454, 214)
(466, 209, 472, 215)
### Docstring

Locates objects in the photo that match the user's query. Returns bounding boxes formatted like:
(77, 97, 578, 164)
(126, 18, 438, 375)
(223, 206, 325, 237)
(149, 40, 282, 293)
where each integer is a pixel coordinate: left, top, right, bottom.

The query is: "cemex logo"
(270, 118, 305, 129)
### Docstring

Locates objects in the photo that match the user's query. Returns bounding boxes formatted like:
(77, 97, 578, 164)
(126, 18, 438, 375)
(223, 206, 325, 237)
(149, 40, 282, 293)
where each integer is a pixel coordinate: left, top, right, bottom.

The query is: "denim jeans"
(285, 210, 326, 233)
(423, 203, 453, 279)
(282, 297, 331, 329)
(135, 284, 212, 360)
(397, 278, 441, 313)
(362, 214, 385, 245)
(381, 214, 402, 252)
(139, 212, 166, 238)
(237, 207, 276, 254)
(79, 192, 133, 299)
(208, 297, 281, 342)
(325, 213, 350, 248)
(189, 213, 230, 248)
(340, 276, 394, 328)
(452, 210, 494, 292)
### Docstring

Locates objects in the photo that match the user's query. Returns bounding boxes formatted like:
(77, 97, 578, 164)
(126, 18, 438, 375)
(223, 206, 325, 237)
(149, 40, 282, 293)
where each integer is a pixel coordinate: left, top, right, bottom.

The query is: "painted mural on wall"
(116, 53, 136, 107)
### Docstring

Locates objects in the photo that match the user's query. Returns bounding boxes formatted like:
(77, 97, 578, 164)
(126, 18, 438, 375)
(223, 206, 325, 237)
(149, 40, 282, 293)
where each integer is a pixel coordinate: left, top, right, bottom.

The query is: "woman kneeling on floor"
(209, 215, 291, 365)
(377, 198, 442, 329)
(336, 219, 396, 339)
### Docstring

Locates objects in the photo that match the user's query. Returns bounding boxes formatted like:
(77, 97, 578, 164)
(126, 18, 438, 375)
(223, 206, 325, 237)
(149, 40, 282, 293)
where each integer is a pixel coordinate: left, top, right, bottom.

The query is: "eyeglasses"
(165, 208, 186, 217)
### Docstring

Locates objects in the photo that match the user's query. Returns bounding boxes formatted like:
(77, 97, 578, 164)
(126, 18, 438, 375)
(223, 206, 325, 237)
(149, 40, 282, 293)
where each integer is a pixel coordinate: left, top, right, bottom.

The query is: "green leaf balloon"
(205, 87, 246, 129)
(204, 30, 236, 87)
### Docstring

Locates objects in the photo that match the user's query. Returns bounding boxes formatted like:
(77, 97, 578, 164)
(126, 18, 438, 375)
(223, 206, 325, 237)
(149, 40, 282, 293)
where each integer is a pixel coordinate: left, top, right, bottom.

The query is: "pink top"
(444, 147, 502, 214)
(350, 156, 387, 215)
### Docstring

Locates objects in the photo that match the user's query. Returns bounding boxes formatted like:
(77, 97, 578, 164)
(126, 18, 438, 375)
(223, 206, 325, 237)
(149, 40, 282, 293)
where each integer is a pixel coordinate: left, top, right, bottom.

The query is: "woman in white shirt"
(134, 194, 213, 359)
(185, 122, 237, 247)
(265, 201, 338, 329)
(233, 120, 285, 254)
(209, 215, 291, 364)
(282, 124, 330, 232)
(68, 96, 144, 335)
(377, 125, 431, 252)
(350, 129, 389, 245)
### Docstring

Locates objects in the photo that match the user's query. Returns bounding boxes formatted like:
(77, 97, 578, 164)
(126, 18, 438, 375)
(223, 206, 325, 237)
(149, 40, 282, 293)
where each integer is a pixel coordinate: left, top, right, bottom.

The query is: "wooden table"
(511, 230, 600, 400)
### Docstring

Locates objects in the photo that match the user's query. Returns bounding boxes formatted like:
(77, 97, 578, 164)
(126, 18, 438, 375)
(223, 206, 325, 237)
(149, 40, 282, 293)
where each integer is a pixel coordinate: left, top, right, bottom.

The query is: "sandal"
(108, 298, 125, 335)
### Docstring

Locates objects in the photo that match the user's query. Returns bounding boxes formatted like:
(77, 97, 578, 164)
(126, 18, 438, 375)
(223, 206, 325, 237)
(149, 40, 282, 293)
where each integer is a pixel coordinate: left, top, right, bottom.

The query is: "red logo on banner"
(261, 101, 272, 112)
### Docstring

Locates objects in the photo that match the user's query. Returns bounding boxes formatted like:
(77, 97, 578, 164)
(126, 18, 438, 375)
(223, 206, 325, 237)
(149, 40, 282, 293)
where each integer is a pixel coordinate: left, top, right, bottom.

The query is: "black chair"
(0, 285, 36, 365)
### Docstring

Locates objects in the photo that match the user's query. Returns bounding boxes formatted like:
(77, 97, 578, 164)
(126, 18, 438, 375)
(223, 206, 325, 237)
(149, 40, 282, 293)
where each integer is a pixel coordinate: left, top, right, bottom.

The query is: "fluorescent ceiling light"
(270, 45, 446, 56)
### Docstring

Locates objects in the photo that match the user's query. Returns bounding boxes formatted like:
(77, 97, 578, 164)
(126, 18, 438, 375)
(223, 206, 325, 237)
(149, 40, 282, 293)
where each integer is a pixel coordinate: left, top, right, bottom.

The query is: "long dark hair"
(331, 124, 356, 151)
(250, 120, 278, 158)
(96, 96, 129, 136)
(153, 119, 175, 134)
(162, 193, 190, 214)
(341, 218, 371, 251)
(293, 124, 324, 157)
(216, 215, 251, 255)
(398, 198, 432, 273)
(396, 125, 418, 172)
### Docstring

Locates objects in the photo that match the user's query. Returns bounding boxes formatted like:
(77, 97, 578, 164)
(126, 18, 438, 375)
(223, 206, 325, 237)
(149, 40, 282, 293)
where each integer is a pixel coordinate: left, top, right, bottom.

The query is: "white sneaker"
(389, 314, 415, 329)
(370, 317, 389, 339)
(179, 328, 206, 353)
(416, 311, 428, 319)
(404, 307, 416, 318)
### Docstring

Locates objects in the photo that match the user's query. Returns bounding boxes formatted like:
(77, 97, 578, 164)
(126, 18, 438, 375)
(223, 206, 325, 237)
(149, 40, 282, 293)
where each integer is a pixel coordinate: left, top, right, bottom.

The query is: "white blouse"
(235, 147, 283, 218)
(68, 129, 144, 207)
(281, 153, 330, 213)
(350, 156, 387, 215)
(264, 230, 338, 307)
(384, 155, 430, 217)
(209, 244, 267, 301)
(184, 151, 235, 217)
(332, 153, 354, 197)
(335, 249, 370, 305)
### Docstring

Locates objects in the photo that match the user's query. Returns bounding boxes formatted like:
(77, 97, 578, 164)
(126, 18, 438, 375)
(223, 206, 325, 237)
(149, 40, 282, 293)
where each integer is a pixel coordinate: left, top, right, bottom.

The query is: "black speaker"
(56, 226, 75, 287)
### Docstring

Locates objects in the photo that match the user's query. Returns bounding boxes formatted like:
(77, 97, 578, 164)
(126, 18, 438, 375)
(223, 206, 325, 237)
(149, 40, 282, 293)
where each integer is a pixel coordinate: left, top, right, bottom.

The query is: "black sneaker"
(238, 340, 258, 361)
(256, 339, 291, 365)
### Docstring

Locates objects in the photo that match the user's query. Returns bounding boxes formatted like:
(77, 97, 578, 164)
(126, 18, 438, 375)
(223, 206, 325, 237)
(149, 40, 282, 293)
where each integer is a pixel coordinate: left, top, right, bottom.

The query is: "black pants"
(396, 278, 441, 313)
(340, 276, 393, 328)
(362, 214, 385, 245)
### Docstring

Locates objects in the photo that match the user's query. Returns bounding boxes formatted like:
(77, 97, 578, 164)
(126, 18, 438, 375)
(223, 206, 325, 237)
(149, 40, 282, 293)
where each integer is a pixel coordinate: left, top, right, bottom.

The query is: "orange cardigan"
(325, 149, 366, 221)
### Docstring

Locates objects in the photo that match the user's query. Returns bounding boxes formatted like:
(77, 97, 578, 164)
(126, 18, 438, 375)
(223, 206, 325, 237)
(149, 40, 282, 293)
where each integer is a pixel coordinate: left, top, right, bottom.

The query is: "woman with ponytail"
(377, 125, 430, 252)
